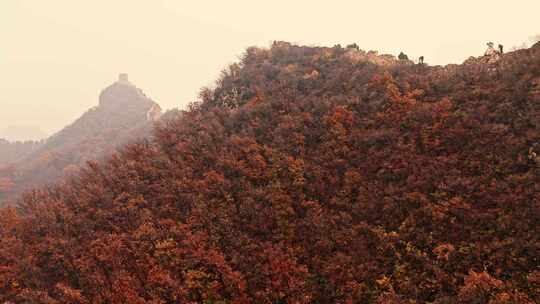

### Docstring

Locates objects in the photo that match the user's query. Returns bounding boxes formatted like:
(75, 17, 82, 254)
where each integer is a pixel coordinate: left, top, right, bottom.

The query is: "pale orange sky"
(1, 0, 539, 138)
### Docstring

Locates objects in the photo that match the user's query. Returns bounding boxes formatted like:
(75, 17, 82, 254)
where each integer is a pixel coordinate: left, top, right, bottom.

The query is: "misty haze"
(0, 1, 539, 303)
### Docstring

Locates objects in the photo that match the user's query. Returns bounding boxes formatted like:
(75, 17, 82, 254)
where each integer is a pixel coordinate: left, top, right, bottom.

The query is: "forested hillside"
(0, 139, 42, 204)
(0, 75, 161, 205)
(0, 42, 539, 303)
(0, 139, 42, 166)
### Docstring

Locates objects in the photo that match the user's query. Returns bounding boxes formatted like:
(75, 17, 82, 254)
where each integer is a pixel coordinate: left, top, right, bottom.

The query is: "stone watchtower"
(118, 73, 129, 83)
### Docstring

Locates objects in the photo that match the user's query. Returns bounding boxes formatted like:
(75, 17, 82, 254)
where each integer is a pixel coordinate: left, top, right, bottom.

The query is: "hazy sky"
(1, 1, 539, 138)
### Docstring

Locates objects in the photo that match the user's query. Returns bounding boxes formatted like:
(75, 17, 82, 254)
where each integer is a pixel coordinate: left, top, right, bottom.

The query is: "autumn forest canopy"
(0, 42, 539, 303)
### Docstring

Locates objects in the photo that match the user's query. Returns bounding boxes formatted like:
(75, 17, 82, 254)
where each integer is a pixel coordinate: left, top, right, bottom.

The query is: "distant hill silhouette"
(0, 74, 162, 205)
(0, 43, 539, 303)
(0, 125, 47, 141)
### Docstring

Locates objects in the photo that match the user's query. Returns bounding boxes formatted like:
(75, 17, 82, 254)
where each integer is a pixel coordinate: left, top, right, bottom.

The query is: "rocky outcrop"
(344, 48, 367, 63)
(344, 48, 414, 66)
(463, 52, 502, 65)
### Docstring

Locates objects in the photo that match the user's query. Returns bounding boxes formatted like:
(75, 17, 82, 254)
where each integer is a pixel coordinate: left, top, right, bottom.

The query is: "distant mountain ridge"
(0, 125, 47, 142)
(0, 74, 162, 205)
(0, 139, 42, 166)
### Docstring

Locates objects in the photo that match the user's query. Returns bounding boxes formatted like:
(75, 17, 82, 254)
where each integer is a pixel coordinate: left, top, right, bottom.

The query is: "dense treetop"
(0, 42, 539, 303)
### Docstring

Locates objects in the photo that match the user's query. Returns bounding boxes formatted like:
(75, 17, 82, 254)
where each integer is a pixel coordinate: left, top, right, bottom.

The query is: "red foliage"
(0, 42, 539, 303)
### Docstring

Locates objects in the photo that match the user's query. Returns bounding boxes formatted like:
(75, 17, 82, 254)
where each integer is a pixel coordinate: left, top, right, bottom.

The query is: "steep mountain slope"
(0, 42, 539, 303)
(0, 74, 162, 205)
